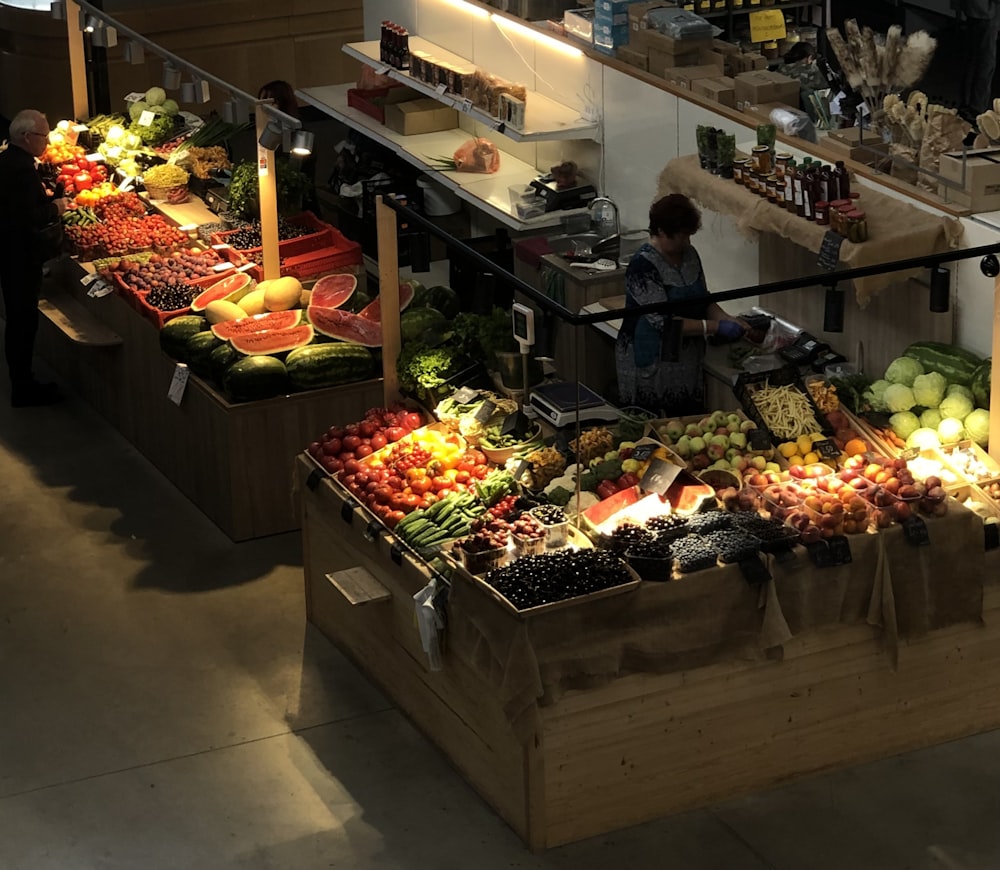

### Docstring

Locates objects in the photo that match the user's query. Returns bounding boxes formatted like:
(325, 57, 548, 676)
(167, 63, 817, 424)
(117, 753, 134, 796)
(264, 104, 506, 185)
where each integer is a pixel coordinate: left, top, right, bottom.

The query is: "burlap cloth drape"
(657, 155, 964, 306)
(447, 505, 984, 742)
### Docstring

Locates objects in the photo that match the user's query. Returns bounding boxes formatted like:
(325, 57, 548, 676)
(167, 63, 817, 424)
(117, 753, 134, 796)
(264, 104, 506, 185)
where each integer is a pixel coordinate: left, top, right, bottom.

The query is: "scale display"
(528, 382, 621, 427)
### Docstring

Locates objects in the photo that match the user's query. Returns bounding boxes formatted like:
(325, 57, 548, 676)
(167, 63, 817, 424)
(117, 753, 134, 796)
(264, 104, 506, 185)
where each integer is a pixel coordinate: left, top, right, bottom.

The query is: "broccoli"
(593, 457, 624, 481)
(578, 470, 599, 491)
(545, 486, 573, 507)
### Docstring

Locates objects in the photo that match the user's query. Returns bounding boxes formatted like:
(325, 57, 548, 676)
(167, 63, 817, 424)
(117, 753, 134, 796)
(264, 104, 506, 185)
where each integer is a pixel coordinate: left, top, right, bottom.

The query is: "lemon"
(787, 454, 806, 466)
(809, 431, 826, 442)
(778, 441, 798, 458)
(796, 435, 814, 455)
(803, 451, 819, 465)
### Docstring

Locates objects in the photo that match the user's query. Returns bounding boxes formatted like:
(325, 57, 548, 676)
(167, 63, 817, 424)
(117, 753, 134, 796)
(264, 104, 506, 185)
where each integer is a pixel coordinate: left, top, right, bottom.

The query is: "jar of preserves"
(733, 158, 750, 185)
(752, 145, 772, 174)
(845, 209, 868, 242)
(766, 174, 778, 201)
(774, 152, 792, 178)
(814, 201, 830, 225)
(833, 203, 855, 235)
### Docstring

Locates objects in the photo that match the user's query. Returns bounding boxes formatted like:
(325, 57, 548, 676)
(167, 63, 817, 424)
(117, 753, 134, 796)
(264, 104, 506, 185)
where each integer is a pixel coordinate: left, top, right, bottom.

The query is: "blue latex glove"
(717, 319, 746, 341)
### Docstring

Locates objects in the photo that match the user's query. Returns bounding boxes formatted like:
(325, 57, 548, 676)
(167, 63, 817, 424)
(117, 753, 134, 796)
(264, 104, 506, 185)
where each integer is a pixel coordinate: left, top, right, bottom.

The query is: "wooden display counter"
(298, 454, 1000, 850)
(35, 259, 383, 540)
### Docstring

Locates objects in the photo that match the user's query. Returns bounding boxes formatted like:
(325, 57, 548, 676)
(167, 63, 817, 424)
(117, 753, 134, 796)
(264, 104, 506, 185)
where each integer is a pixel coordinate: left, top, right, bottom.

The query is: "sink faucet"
(589, 196, 619, 242)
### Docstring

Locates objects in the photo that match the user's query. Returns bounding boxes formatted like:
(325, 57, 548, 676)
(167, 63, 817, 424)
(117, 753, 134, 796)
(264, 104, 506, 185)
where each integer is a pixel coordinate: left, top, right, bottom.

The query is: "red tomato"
(373, 485, 394, 505)
(409, 477, 432, 496)
(385, 426, 406, 443)
(370, 432, 387, 450)
(468, 449, 487, 466)
(403, 411, 423, 431)
(355, 444, 373, 458)
(343, 434, 362, 452)
(435, 487, 453, 499)
(359, 421, 378, 438)
(386, 475, 405, 491)
(327, 458, 344, 473)
(390, 493, 409, 512)
(403, 493, 421, 509)
(343, 458, 361, 475)
(454, 470, 471, 485)
(324, 437, 342, 454)
(455, 459, 475, 474)
(327, 426, 345, 439)
(472, 465, 490, 479)
(338, 451, 355, 462)
(345, 423, 360, 436)
(354, 471, 370, 486)
(385, 510, 406, 528)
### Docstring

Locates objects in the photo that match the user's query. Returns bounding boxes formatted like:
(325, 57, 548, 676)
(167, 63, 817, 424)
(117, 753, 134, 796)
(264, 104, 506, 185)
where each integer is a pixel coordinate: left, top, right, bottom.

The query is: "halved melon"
(230, 323, 314, 355)
(211, 309, 302, 341)
(309, 272, 357, 310)
(191, 271, 253, 312)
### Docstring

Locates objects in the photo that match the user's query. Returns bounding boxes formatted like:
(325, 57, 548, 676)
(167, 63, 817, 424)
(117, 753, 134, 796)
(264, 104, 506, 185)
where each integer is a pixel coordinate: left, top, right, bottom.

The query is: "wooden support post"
(254, 109, 281, 282)
(991, 274, 1000, 462)
(65, 0, 89, 120)
(376, 195, 401, 405)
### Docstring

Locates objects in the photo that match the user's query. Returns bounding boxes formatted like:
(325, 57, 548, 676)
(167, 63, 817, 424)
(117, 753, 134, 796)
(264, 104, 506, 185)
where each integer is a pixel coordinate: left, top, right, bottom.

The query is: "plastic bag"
(357, 65, 396, 90)
(646, 7, 721, 39)
(453, 138, 501, 174)
(769, 107, 818, 143)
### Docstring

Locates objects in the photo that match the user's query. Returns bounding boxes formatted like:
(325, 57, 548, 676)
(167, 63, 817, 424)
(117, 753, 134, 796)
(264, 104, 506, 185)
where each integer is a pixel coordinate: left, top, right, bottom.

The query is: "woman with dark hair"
(615, 194, 745, 414)
(258, 80, 300, 119)
(776, 42, 830, 119)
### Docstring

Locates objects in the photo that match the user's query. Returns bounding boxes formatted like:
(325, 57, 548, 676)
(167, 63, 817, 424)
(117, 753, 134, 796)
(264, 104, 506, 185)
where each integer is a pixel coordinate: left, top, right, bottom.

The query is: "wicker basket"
(145, 184, 189, 204)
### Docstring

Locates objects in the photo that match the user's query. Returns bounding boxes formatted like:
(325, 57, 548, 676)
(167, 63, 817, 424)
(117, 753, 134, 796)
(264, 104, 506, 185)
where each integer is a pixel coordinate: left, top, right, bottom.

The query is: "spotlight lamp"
(981, 253, 1000, 278)
(180, 81, 196, 103)
(929, 266, 951, 313)
(257, 121, 284, 151)
(291, 129, 314, 156)
(162, 62, 182, 91)
(125, 41, 145, 65)
(50, 1, 66, 20)
(92, 24, 118, 48)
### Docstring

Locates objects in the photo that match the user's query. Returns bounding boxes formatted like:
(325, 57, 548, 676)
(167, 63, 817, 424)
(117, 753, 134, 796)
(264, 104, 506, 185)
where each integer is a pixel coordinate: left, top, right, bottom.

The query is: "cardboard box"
(564, 8, 595, 42)
(616, 45, 649, 70)
(691, 75, 736, 108)
(734, 70, 799, 109)
(712, 38, 741, 55)
(697, 48, 727, 73)
(938, 148, 1000, 212)
(627, 0, 672, 30)
(732, 51, 769, 73)
(822, 130, 887, 162)
(632, 27, 712, 56)
(384, 99, 459, 135)
(648, 47, 701, 75)
(594, 20, 630, 46)
(665, 64, 727, 89)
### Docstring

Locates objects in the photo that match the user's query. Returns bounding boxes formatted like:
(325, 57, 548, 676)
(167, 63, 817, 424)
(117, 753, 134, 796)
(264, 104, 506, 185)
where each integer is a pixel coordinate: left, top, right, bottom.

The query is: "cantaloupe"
(264, 276, 303, 312)
(237, 288, 267, 316)
(204, 299, 248, 325)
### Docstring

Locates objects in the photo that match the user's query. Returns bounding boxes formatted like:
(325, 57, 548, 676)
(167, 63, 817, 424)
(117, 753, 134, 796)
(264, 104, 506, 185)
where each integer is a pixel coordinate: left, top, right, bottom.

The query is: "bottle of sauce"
(802, 165, 815, 221)
(793, 162, 805, 216)
(818, 164, 833, 204)
(785, 160, 798, 212)
(834, 160, 851, 199)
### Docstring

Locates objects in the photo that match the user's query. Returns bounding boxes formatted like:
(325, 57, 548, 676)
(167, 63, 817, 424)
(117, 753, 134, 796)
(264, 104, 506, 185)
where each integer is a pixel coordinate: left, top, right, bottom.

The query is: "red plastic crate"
(220, 226, 363, 282)
(209, 213, 331, 253)
(132, 291, 193, 330)
(347, 87, 392, 123)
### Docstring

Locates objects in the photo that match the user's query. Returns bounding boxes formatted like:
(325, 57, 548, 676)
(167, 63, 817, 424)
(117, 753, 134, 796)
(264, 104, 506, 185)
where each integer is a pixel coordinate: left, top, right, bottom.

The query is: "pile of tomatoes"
(65, 214, 189, 258)
(308, 406, 427, 476)
(41, 142, 86, 166)
(74, 182, 119, 206)
(52, 155, 109, 198)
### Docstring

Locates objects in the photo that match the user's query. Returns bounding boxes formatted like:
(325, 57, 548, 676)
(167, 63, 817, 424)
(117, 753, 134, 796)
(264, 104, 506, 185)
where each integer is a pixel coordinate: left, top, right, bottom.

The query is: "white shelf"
(343, 39, 600, 144)
(297, 83, 588, 231)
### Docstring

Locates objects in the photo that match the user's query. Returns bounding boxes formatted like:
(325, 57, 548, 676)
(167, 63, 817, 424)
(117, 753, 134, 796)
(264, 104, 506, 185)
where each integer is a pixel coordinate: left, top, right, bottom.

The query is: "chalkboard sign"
(805, 540, 835, 568)
(500, 410, 530, 438)
(451, 386, 479, 404)
(340, 498, 358, 524)
(902, 515, 930, 546)
(640, 458, 682, 495)
(748, 428, 773, 452)
(813, 438, 840, 459)
(365, 520, 382, 543)
(985, 522, 1000, 551)
(306, 468, 324, 491)
(390, 542, 404, 566)
(474, 399, 497, 424)
(632, 443, 658, 461)
(827, 535, 852, 565)
(739, 554, 772, 585)
(817, 230, 845, 271)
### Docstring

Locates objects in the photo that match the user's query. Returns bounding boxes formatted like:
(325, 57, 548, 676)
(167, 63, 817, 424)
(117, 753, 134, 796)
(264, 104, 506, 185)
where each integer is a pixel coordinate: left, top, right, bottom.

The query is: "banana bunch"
(62, 205, 99, 226)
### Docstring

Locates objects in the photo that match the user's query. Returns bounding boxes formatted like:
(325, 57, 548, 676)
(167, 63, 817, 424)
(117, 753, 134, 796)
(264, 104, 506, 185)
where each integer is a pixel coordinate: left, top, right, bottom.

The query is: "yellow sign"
(748, 9, 786, 44)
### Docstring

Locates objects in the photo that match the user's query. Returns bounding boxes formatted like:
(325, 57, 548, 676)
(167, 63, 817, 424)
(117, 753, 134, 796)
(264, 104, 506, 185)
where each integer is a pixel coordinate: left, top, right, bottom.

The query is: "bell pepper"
(596, 479, 619, 500)
(616, 472, 640, 491)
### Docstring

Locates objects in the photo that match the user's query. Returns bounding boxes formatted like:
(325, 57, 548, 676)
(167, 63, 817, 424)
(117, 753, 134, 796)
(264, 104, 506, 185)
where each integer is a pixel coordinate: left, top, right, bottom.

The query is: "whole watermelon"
(400, 306, 447, 342)
(413, 284, 459, 319)
(972, 358, 992, 409)
(223, 356, 288, 402)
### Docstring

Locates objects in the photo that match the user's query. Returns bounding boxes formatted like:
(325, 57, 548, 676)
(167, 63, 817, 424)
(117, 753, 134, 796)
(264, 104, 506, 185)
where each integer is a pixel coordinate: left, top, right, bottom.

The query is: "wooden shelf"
(297, 83, 589, 232)
(343, 39, 600, 144)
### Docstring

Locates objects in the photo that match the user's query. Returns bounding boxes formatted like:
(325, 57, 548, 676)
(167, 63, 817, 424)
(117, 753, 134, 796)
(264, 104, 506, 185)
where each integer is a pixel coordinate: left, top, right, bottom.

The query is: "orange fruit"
(844, 439, 868, 457)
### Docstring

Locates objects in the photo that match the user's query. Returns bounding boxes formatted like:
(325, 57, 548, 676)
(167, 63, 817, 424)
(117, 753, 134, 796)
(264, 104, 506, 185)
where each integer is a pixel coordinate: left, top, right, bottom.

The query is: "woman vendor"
(615, 194, 745, 415)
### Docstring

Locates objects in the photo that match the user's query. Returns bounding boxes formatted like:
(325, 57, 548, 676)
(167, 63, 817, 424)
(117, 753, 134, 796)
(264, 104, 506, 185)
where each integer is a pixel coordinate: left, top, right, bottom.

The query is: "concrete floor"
(2, 367, 1000, 870)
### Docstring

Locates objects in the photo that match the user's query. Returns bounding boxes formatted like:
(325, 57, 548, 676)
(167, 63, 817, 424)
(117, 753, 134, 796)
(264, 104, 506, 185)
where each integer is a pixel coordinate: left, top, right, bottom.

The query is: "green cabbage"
(884, 383, 916, 413)
(920, 408, 943, 430)
(884, 356, 924, 387)
(964, 408, 990, 447)
(947, 383, 974, 401)
(911, 371, 947, 408)
(863, 379, 891, 412)
(939, 392, 973, 420)
(906, 427, 941, 451)
(145, 86, 166, 106)
(889, 411, 921, 440)
(937, 417, 965, 444)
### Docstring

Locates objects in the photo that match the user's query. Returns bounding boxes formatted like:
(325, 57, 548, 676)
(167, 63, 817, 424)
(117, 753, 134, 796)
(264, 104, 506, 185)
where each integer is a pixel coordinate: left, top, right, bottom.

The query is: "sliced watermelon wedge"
(211, 309, 302, 341)
(309, 306, 383, 347)
(309, 272, 357, 310)
(191, 271, 253, 312)
(230, 324, 315, 355)
(357, 282, 415, 322)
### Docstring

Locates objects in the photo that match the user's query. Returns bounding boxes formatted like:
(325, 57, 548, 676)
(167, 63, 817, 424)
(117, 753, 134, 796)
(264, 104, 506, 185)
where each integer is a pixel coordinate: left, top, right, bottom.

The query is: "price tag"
(461, 98, 473, 113)
(390, 542, 404, 565)
(451, 386, 479, 404)
(212, 261, 235, 272)
(748, 8, 786, 42)
(640, 458, 682, 495)
(237, 263, 256, 273)
(375, 65, 390, 76)
(748, 428, 773, 451)
(137, 110, 155, 127)
(365, 519, 382, 542)
(631, 443, 658, 462)
(340, 498, 357, 524)
(817, 230, 845, 271)
(813, 439, 840, 459)
(902, 515, 931, 546)
(985, 521, 1000, 551)
(827, 535, 853, 565)
(211, 243, 231, 250)
(435, 82, 448, 95)
(85, 152, 104, 163)
(306, 468, 324, 490)
(167, 363, 190, 406)
(500, 410, 530, 439)
(87, 279, 113, 298)
(80, 272, 100, 287)
(495, 121, 506, 134)
(738, 554, 771, 585)
(805, 540, 835, 568)
(474, 399, 497, 424)
(124, 91, 146, 102)
(117, 175, 135, 192)
(899, 447, 920, 461)
(512, 459, 530, 482)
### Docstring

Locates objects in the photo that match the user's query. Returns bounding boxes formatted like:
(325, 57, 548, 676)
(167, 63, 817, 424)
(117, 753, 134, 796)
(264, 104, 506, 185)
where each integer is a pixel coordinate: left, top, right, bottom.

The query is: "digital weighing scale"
(526, 382, 622, 428)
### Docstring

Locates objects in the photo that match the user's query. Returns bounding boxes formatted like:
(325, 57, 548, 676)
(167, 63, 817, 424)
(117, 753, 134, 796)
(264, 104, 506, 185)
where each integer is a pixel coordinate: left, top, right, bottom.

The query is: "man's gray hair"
(9, 109, 46, 141)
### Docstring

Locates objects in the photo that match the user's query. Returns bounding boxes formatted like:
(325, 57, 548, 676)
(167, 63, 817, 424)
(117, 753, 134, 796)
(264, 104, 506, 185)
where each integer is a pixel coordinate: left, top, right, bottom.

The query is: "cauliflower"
(939, 392, 973, 420)
(937, 417, 966, 444)
(889, 411, 921, 440)
(884, 356, 924, 387)
(911, 371, 947, 408)
(884, 383, 916, 413)
(964, 408, 990, 447)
